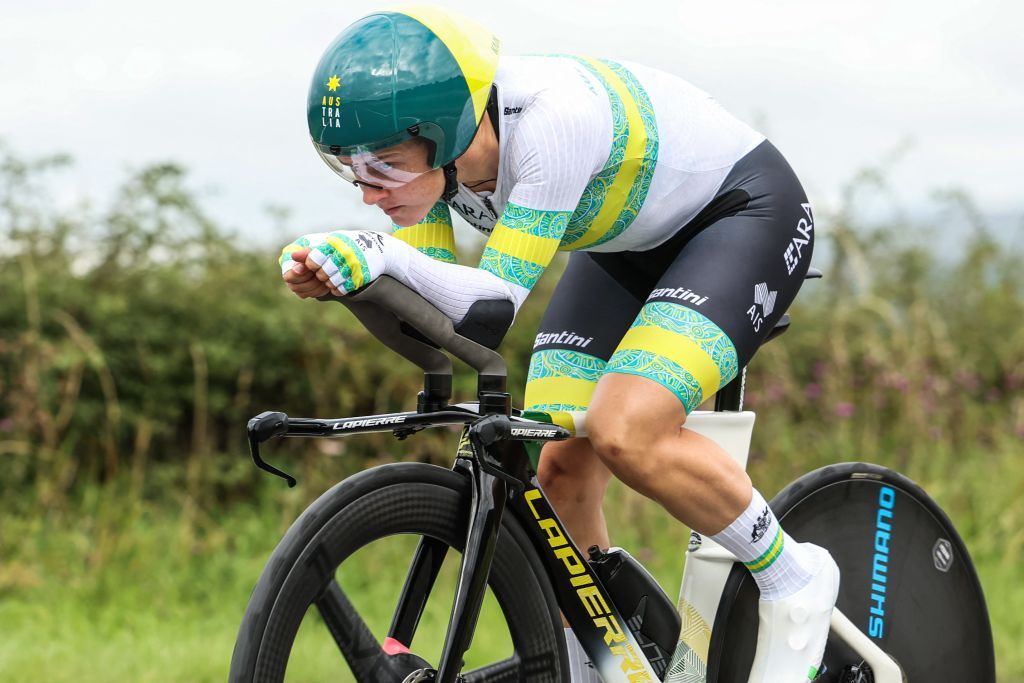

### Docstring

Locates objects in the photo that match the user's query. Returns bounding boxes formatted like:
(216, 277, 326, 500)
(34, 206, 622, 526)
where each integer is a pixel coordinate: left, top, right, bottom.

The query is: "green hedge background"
(1, 145, 1021, 680)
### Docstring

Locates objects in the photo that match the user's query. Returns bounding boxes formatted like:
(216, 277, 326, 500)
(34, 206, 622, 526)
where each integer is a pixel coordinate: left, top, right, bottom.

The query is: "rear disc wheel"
(708, 462, 994, 682)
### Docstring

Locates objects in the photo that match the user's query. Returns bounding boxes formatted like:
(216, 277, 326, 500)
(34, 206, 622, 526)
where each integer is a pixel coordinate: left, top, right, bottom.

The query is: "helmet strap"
(441, 86, 499, 203)
(486, 85, 500, 143)
(441, 162, 459, 202)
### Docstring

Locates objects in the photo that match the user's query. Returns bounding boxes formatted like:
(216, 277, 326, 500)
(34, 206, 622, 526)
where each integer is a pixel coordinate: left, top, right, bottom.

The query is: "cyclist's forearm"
(280, 230, 516, 324)
(383, 234, 514, 323)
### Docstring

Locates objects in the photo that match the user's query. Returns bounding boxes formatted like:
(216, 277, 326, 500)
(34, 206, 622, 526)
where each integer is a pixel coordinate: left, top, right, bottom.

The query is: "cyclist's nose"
(360, 184, 389, 205)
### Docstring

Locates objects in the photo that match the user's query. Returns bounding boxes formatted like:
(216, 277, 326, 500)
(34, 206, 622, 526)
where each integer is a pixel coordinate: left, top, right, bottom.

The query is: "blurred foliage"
(1, 142, 1020, 506)
(1, 143, 1022, 678)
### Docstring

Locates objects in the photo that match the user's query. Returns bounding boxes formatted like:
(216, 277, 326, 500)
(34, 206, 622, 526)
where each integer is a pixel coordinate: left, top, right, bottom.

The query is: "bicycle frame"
(244, 275, 903, 683)
(249, 403, 902, 683)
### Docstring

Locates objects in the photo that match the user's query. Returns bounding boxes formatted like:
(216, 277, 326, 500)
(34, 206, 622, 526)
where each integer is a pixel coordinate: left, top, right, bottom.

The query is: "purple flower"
(835, 402, 855, 418)
(805, 383, 822, 400)
(0, 418, 12, 432)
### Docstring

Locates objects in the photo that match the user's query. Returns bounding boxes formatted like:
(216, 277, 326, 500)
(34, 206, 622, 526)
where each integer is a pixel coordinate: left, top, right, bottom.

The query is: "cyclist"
(281, 7, 837, 682)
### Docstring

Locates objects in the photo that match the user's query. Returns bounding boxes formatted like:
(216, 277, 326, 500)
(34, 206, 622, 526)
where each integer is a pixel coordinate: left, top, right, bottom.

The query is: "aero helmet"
(307, 6, 500, 196)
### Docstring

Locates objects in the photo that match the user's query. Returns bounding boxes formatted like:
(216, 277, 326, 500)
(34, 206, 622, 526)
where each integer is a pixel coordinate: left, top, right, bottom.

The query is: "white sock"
(563, 628, 602, 683)
(710, 488, 821, 600)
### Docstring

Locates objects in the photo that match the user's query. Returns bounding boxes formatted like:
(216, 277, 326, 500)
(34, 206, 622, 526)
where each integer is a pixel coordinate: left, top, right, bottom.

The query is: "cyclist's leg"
(525, 253, 645, 682)
(587, 373, 752, 531)
(585, 140, 834, 681)
(526, 252, 642, 554)
(587, 139, 816, 538)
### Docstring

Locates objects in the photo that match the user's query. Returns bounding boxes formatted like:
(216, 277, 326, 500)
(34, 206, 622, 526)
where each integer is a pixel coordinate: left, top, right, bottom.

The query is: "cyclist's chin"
(387, 203, 432, 228)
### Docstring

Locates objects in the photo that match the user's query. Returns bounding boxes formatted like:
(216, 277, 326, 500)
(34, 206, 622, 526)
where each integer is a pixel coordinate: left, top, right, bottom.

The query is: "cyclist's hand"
(280, 233, 332, 299)
(281, 246, 332, 299)
(280, 231, 389, 298)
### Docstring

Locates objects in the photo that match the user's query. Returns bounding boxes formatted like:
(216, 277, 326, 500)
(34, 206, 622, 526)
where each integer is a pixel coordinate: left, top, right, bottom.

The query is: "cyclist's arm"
(280, 230, 514, 325)
(477, 96, 604, 310)
(391, 201, 457, 264)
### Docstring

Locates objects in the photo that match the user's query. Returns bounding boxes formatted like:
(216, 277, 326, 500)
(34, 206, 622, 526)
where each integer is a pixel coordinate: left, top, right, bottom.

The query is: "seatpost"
(714, 366, 746, 412)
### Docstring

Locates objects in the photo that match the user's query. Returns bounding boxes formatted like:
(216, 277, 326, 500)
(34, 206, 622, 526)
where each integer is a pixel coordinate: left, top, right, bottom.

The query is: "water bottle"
(588, 546, 682, 680)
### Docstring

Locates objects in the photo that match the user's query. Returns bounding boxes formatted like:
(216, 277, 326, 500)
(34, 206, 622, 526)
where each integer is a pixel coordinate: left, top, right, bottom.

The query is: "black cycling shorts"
(524, 140, 814, 433)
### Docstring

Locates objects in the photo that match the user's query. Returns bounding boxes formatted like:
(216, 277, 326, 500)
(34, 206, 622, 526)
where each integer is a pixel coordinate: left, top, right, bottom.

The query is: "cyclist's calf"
(536, 438, 613, 552)
(586, 373, 751, 534)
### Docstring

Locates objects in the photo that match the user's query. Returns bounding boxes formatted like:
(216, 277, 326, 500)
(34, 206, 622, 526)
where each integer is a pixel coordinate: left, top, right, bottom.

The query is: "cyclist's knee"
(536, 438, 610, 501)
(587, 413, 662, 492)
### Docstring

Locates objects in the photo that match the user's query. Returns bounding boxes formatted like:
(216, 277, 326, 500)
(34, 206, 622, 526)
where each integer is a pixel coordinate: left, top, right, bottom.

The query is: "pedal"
(401, 668, 436, 683)
(838, 662, 874, 683)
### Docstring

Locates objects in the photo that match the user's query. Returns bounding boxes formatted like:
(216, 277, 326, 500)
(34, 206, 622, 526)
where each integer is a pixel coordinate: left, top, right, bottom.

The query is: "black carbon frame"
(247, 408, 661, 682)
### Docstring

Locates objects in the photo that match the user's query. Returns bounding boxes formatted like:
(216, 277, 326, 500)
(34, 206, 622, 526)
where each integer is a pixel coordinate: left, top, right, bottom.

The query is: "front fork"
(387, 421, 515, 683)
(435, 457, 506, 683)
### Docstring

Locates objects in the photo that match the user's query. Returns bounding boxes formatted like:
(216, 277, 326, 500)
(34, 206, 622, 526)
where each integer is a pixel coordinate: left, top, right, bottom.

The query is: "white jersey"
(386, 54, 768, 322)
(448, 55, 765, 252)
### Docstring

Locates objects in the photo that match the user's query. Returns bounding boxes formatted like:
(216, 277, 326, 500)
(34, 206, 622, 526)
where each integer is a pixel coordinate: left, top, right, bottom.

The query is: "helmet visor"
(319, 147, 432, 188)
(314, 132, 437, 189)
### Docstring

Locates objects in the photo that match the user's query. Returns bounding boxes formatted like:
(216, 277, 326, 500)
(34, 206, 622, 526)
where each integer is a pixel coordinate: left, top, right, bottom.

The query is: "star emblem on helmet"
(327, 75, 341, 92)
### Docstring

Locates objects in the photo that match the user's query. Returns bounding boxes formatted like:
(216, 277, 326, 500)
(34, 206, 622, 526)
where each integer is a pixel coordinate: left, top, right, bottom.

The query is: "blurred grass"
(0, 144, 1021, 680)
(1, 465, 1020, 681)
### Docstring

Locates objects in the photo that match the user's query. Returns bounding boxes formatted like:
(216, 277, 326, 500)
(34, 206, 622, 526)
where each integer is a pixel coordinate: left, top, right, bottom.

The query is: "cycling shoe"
(747, 543, 839, 683)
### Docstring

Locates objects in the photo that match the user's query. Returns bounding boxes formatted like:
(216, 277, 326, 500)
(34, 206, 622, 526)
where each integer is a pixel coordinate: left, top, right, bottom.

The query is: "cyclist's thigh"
(525, 252, 644, 434)
(604, 140, 814, 413)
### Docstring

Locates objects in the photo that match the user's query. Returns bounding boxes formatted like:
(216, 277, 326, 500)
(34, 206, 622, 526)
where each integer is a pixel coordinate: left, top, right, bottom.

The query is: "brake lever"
(247, 411, 297, 487)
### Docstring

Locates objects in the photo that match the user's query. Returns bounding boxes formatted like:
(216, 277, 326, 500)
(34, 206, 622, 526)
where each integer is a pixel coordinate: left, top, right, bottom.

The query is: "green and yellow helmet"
(308, 6, 500, 189)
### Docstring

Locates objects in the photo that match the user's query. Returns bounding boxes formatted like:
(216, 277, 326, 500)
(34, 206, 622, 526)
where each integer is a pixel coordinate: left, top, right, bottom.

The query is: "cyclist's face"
(345, 139, 444, 226)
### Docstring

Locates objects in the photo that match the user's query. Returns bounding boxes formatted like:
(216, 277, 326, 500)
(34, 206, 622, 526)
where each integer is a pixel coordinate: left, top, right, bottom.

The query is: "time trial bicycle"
(229, 273, 994, 683)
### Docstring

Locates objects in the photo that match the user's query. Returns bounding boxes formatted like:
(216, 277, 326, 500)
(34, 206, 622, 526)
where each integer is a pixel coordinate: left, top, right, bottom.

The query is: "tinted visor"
(312, 127, 441, 189)
(317, 147, 430, 189)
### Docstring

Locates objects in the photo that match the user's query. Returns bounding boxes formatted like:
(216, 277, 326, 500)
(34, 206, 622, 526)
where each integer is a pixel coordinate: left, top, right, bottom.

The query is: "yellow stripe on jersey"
(392, 223, 456, 262)
(392, 202, 457, 263)
(563, 58, 648, 250)
(486, 223, 561, 268)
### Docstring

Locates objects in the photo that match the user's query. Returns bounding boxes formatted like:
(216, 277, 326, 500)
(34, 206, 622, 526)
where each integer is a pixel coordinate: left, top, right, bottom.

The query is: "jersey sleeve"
(391, 201, 457, 264)
(478, 95, 607, 309)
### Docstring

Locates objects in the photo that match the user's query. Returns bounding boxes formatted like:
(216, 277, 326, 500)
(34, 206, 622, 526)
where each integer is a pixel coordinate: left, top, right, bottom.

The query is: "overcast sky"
(3, 0, 1022, 246)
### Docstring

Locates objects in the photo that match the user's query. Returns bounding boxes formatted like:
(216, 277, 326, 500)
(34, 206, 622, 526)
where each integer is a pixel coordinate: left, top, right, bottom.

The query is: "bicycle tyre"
(707, 462, 995, 683)
(230, 462, 568, 683)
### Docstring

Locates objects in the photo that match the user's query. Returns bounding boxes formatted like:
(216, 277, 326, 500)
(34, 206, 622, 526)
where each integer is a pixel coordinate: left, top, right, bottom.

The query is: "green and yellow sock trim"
(744, 527, 784, 574)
